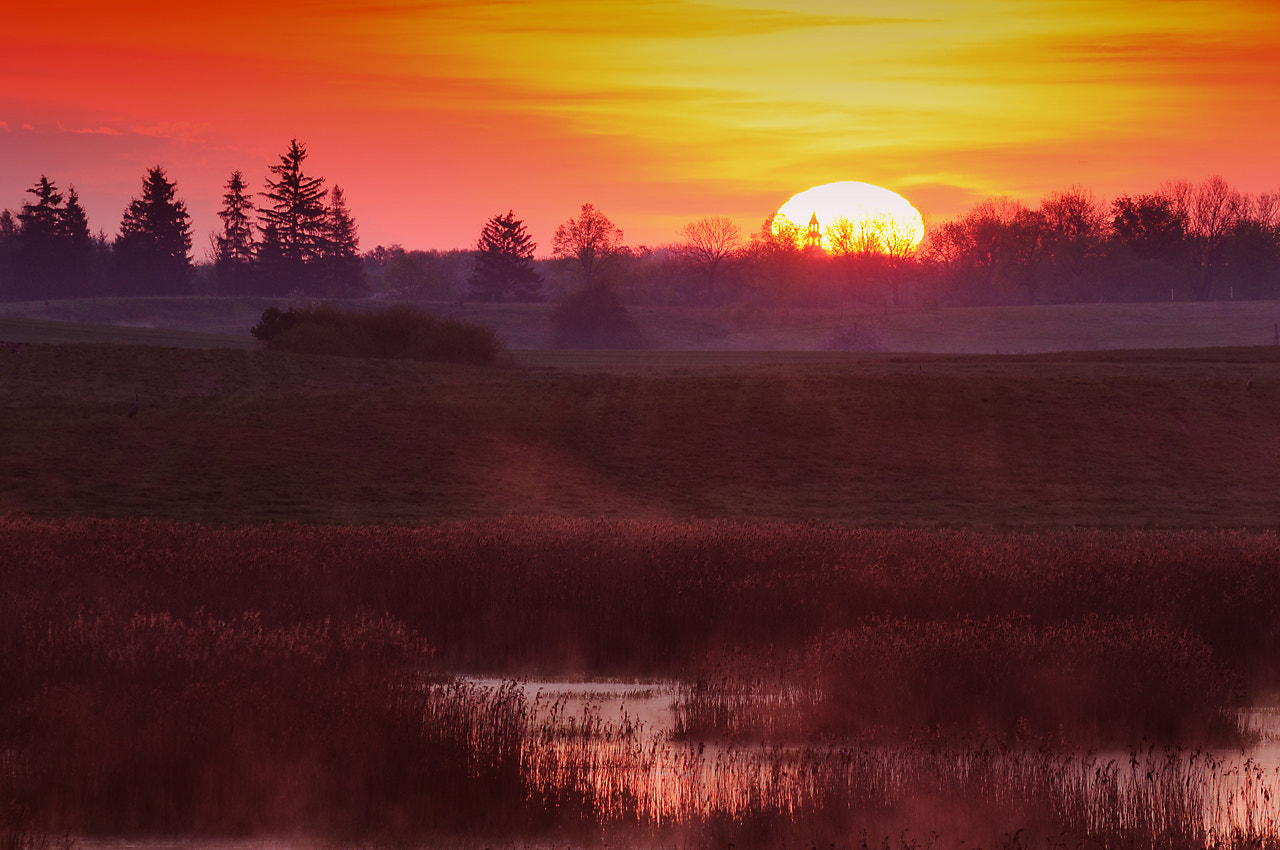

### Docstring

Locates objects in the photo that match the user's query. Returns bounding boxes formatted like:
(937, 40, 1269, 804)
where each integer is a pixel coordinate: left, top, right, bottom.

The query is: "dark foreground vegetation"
(250, 303, 505, 364)
(5, 518, 1280, 847)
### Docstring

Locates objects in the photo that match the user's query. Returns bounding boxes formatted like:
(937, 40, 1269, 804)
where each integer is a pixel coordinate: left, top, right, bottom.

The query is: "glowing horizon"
(776, 182, 925, 254)
(2, 1, 1278, 255)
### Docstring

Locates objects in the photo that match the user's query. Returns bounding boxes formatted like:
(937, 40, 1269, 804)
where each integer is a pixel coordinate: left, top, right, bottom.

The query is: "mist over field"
(4, 296, 1280, 354)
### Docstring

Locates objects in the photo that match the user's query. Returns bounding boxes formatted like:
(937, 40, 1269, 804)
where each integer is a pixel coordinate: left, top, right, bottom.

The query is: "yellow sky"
(2, 0, 1278, 250)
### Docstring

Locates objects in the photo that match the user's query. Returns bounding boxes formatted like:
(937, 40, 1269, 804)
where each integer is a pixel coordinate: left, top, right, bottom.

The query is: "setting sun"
(775, 182, 925, 255)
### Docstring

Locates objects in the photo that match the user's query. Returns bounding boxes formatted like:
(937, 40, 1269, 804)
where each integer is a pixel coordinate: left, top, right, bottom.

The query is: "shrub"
(249, 304, 297, 341)
(820, 321, 884, 352)
(551, 282, 645, 349)
(251, 303, 504, 365)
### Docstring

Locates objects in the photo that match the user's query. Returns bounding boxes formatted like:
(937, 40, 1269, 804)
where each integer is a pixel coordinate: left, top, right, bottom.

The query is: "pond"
(49, 683, 1280, 850)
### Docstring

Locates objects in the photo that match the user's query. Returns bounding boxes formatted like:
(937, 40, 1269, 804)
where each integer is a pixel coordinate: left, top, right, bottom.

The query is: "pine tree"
(0, 210, 17, 299)
(15, 177, 64, 299)
(320, 184, 365, 296)
(59, 187, 95, 297)
(214, 170, 256, 294)
(254, 223, 290, 297)
(12, 176, 94, 298)
(61, 187, 90, 244)
(468, 210, 543, 302)
(257, 139, 328, 295)
(113, 166, 193, 295)
(18, 177, 62, 244)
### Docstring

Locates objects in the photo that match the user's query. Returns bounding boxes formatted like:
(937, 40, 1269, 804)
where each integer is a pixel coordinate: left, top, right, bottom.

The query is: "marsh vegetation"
(5, 518, 1280, 848)
(3, 327, 1280, 848)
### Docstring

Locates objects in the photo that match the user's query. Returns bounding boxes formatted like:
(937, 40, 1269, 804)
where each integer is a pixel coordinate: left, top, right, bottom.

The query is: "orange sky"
(2, 0, 1279, 254)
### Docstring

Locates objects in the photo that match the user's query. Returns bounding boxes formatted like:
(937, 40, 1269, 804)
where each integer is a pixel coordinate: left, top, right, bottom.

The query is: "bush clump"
(252, 304, 505, 365)
(551, 283, 645, 349)
(820, 321, 884, 352)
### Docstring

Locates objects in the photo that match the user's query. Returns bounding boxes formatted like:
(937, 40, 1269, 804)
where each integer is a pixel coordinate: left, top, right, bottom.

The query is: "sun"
(775, 181, 925, 254)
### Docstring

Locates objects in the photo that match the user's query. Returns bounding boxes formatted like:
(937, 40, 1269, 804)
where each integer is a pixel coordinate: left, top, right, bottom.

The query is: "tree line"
(4, 164, 1279, 308)
(923, 177, 1280, 306)
(0, 139, 364, 300)
(377, 175, 1280, 311)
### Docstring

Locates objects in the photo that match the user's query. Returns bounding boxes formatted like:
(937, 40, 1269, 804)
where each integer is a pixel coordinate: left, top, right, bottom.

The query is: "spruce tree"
(0, 210, 15, 298)
(113, 166, 193, 295)
(320, 185, 365, 296)
(254, 223, 290, 297)
(214, 170, 256, 294)
(468, 210, 543, 302)
(257, 139, 328, 295)
(59, 187, 95, 297)
(13, 176, 94, 298)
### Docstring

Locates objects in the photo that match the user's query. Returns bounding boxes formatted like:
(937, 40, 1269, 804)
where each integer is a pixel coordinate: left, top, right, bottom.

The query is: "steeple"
(804, 211, 823, 251)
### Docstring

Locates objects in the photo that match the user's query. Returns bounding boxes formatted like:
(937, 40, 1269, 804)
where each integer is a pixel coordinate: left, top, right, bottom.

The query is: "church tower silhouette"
(804, 212, 822, 251)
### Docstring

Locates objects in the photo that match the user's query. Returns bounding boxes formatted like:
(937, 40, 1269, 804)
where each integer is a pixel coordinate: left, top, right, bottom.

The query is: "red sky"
(2, 0, 1279, 256)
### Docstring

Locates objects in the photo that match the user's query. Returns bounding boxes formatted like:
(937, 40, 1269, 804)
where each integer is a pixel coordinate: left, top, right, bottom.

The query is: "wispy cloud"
(70, 126, 124, 137)
(2, 0, 1277, 248)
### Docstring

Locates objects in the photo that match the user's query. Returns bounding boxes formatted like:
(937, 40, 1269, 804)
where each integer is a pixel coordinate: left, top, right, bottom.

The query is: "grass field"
(0, 329, 1277, 525)
(5, 295, 1280, 352)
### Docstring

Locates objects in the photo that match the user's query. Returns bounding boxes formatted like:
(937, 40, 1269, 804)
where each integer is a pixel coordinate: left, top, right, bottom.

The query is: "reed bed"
(3, 518, 1278, 678)
(5, 517, 1280, 846)
(2, 611, 526, 836)
(674, 617, 1239, 746)
(521, 706, 1280, 849)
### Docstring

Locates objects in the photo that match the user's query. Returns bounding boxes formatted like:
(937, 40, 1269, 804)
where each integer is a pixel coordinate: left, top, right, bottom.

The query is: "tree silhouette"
(113, 166, 193, 295)
(744, 213, 811, 303)
(552, 203, 624, 285)
(1112, 194, 1187, 261)
(677, 215, 741, 297)
(0, 211, 16, 297)
(254, 223, 289, 296)
(1039, 187, 1108, 301)
(213, 171, 256, 295)
(468, 210, 543, 302)
(551, 280, 643, 349)
(319, 185, 365, 297)
(823, 215, 881, 307)
(923, 197, 1043, 305)
(8, 176, 94, 299)
(257, 139, 328, 295)
(824, 215, 881, 258)
(1223, 217, 1280, 299)
(12, 177, 62, 300)
(1162, 176, 1244, 300)
(550, 204, 640, 346)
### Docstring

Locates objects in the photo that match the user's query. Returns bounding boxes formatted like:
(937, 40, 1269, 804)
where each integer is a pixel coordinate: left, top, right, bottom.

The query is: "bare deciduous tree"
(1162, 176, 1244, 300)
(677, 215, 742, 296)
(552, 203, 625, 285)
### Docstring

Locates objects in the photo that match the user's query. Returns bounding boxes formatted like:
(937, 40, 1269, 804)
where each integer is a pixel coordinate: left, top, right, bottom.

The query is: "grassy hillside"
(1, 339, 1277, 526)
(5, 295, 1280, 352)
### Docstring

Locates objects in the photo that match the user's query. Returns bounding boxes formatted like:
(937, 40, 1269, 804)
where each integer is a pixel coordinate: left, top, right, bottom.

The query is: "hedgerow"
(251, 303, 505, 364)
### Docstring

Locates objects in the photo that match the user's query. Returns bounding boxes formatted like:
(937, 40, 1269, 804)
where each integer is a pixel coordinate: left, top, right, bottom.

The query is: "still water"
(57, 683, 1280, 848)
